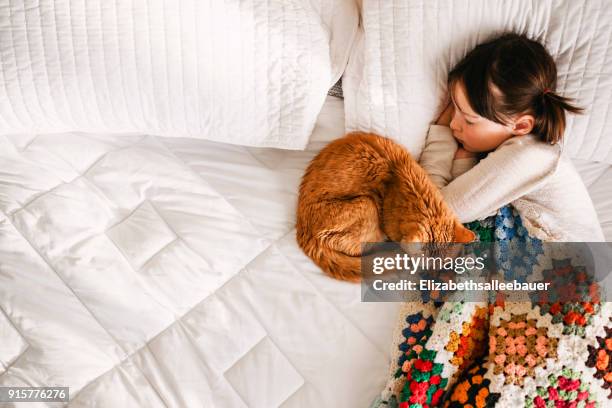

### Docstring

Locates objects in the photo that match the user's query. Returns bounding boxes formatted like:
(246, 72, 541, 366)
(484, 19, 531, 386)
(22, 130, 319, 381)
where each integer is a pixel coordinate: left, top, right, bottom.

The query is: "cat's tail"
(296, 195, 384, 282)
(308, 243, 363, 283)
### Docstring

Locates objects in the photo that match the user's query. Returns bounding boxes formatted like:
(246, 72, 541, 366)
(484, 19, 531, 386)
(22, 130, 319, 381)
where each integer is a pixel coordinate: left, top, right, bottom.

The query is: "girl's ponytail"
(533, 90, 583, 144)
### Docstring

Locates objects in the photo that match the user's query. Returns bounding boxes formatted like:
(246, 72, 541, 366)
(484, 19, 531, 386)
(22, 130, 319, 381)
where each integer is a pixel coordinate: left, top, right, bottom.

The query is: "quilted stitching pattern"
(0, 119, 400, 406)
(344, 0, 612, 163)
(225, 337, 304, 407)
(0, 307, 28, 376)
(0, 102, 609, 406)
(107, 201, 178, 270)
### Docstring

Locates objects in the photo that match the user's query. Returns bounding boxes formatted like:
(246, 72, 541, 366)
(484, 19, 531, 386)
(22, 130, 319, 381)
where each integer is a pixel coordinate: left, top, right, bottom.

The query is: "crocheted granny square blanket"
(372, 206, 611, 408)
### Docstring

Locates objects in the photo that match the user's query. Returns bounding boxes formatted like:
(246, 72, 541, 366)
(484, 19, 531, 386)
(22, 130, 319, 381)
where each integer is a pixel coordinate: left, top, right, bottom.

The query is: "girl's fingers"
(436, 101, 454, 125)
(454, 147, 477, 159)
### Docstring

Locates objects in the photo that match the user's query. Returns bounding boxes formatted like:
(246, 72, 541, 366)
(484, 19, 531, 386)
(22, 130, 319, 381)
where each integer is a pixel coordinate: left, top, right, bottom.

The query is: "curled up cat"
(296, 132, 475, 282)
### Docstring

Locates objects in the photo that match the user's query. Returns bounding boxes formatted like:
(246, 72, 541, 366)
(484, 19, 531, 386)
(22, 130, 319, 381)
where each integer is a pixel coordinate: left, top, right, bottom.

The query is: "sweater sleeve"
(419, 125, 477, 185)
(441, 137, 561, 223)
(451, 157, 478, 179)
(419, 125, 458, 189)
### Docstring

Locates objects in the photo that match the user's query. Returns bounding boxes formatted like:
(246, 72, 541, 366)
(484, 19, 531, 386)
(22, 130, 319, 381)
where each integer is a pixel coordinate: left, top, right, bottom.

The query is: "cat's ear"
(454, 221, 476, 243)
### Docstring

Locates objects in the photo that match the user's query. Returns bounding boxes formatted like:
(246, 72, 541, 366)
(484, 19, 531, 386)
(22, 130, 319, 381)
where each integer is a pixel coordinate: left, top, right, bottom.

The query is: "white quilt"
(0, 96, 400, 407)
(575, 159, 612, 241)
(1, 96, 611, 407)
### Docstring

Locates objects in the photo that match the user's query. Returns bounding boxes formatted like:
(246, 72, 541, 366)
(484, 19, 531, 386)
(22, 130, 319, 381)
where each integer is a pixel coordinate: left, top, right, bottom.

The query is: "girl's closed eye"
(451, 98, 477, 126)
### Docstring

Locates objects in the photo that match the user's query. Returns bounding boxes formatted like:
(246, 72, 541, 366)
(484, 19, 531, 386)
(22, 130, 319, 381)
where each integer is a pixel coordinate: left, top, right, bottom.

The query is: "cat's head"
(400, 219, 476, 261)
(401, 219, 476, 244)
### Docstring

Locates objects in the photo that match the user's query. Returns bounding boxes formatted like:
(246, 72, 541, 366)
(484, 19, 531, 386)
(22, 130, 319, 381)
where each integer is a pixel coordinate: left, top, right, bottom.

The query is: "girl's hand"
(436, 101, 454, 126)
(454, 147, 477, 159)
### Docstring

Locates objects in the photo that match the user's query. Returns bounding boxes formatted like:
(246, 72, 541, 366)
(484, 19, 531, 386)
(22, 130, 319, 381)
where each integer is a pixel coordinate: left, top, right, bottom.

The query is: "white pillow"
(344, 0, 612, 163)
(0, 0, 358, 149)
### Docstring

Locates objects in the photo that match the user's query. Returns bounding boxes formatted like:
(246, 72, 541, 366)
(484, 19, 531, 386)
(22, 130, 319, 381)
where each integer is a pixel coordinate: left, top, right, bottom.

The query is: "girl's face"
(449, 82, 515, 153)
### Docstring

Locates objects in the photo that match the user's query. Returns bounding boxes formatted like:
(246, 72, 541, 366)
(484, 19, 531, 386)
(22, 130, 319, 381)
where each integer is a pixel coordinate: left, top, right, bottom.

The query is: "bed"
(1, 0, 611, 406)
(574, 159, 612, 240)
(1, 93, 611, 407)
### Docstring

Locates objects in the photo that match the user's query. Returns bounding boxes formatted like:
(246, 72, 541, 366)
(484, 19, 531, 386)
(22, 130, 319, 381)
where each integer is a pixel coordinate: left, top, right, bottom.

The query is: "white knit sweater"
(419, 125, 605, 242)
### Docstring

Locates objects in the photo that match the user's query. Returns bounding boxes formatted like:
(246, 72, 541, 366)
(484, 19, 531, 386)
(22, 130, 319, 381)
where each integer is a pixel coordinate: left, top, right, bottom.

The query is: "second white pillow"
(344, 0, 612, 163)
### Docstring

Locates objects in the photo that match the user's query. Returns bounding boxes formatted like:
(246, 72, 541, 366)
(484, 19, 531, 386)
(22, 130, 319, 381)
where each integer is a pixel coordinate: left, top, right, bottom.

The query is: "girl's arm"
(451, 149, 478, 179)
(419, 101, 478, 188)
(420, 111, 560, 223)
(419, 102, 466, 188)
(418, 124, 458, 189)
(441, 136, 561, 223)
(420, 122, 479, 187)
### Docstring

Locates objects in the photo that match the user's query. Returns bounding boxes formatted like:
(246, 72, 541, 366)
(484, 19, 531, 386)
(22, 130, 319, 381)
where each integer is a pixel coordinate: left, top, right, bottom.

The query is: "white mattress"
(0, 95, 400, 407)
(0, 95, 610, 407)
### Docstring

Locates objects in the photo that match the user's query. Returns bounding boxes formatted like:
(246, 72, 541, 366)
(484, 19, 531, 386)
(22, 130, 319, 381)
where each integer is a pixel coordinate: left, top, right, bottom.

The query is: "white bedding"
(0, 0, 358, 150)
(0, 94, 610, 408)
(344, 0, 612, 162)
(574, 159, 612, 241)
(0, 95, 400, 407)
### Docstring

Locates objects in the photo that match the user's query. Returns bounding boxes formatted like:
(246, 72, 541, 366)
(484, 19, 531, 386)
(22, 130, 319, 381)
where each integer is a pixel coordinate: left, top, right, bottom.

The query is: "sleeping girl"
(420, 33, 604, 242)
(372, 33, 610, 408)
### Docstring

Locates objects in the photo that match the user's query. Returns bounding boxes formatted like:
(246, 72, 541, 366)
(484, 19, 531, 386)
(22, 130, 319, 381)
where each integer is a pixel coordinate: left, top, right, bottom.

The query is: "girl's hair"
(448, 33, 583, 144)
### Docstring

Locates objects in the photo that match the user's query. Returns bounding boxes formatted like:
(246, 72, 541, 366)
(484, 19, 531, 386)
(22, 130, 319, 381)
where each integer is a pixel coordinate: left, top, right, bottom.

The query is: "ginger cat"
(296, 132, 475, 282)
